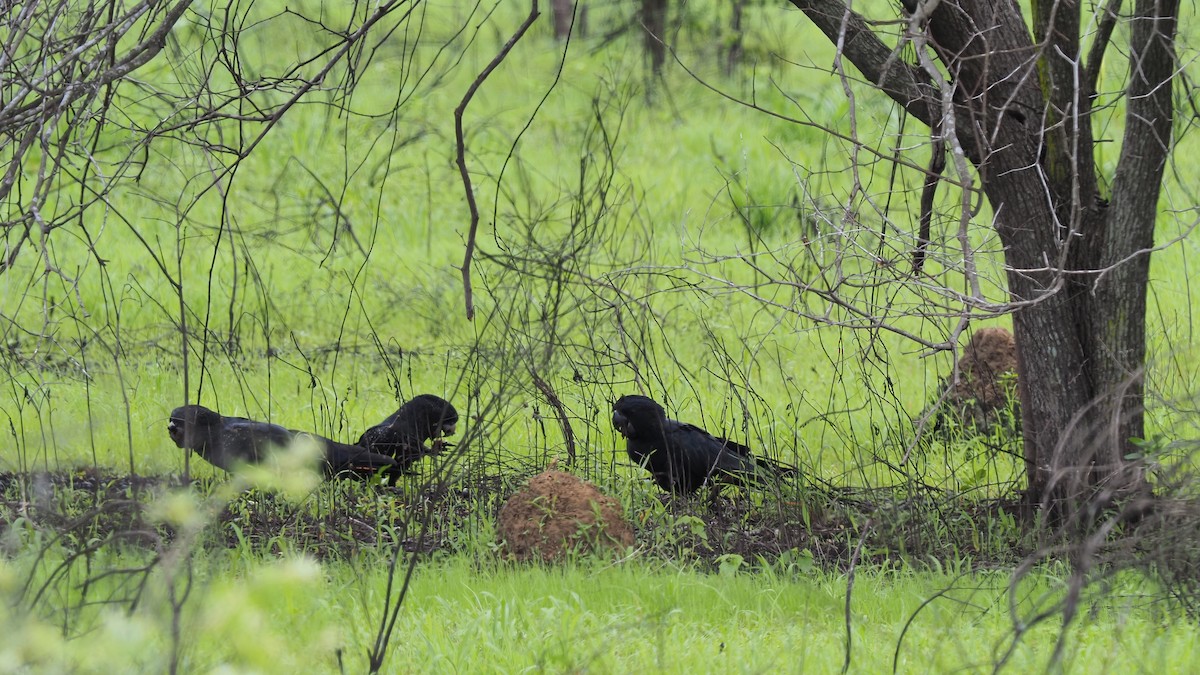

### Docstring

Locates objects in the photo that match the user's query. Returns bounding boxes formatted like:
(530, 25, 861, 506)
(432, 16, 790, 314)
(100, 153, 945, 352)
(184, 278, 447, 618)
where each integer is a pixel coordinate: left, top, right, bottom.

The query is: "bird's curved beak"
(167, 419, 185, 447)
(612, 410, 633, 438)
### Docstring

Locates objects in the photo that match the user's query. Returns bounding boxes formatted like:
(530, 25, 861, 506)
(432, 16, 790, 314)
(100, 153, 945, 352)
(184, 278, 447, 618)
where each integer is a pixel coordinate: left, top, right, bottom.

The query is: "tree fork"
(788, 0, 1179, 510)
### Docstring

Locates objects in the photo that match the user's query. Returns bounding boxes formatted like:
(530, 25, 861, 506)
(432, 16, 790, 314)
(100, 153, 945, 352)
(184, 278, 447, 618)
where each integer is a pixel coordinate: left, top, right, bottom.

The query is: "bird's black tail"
(757, 456, 800, 478)
(727, 455, 799, 490)
(324, 443, 399, 479)
(710, 449, 800, 490)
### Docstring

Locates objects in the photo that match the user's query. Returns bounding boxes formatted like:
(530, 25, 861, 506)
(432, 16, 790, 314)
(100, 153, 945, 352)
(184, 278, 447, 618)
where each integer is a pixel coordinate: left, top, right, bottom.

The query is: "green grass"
(3, 0, 1195, 482)
(5, 552, 1198, 673)
(3, 0, 1200, 671)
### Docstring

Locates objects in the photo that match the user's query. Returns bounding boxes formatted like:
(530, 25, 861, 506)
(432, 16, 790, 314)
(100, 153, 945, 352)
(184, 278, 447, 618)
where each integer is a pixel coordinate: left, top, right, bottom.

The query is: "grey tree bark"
(788, 0, 1179, 509)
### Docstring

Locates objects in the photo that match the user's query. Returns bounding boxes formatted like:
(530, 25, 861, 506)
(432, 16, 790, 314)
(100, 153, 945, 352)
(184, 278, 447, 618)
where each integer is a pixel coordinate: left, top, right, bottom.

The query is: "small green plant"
(716, 552, 744, 576)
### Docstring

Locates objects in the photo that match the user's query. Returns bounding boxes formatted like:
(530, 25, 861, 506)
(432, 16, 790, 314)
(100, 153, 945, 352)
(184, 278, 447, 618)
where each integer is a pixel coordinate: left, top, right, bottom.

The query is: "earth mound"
(497, 469, 634, 562)
(935, 327, 1019, 432)
(950, 327, 1018, 412)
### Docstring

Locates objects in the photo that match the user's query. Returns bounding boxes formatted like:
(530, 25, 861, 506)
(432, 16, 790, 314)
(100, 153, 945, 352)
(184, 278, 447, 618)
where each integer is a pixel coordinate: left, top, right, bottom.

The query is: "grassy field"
(2, 0, 1199, 671)
(6, 551, 1200, 673)
(2, 0, 1196, 479)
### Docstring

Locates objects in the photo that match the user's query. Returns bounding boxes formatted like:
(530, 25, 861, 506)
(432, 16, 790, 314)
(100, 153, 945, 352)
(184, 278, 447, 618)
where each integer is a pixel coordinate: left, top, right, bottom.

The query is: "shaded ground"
(0, 468, 1033, 568)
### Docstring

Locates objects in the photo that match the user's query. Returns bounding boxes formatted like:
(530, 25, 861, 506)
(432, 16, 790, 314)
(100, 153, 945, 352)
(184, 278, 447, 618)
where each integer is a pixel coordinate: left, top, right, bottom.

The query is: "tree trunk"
(642, 0, 668, 75)
(725, 0, 745, 75)
(789, 0, 1179, 509)
(1087, 0, 1178, 501)
(552, 0, 573, 40)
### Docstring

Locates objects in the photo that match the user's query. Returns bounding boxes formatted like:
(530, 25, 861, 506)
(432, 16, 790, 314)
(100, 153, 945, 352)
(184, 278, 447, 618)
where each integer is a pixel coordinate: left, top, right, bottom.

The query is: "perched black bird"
(167, 404, 398, 478)
(357, 394, 459, 473)
(612, 394, 796, 495)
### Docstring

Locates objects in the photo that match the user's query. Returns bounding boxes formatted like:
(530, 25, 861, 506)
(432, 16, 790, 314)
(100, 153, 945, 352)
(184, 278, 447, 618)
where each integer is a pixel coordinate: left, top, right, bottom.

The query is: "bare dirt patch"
(926, 326, 1020, 434)
(950, 327, 1018, 412)
(497, 469, 634, 562)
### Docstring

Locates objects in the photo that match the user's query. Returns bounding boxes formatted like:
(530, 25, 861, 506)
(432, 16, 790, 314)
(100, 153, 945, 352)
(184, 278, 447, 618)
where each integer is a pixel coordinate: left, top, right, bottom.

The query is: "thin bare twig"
(455, 0, 540, 321)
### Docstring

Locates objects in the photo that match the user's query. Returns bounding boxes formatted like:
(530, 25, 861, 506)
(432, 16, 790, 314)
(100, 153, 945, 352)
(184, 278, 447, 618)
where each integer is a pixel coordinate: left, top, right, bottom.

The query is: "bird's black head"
(407, 394, 459, 439)
(167, 405, 223, 450)
(612, 395, 666, 440)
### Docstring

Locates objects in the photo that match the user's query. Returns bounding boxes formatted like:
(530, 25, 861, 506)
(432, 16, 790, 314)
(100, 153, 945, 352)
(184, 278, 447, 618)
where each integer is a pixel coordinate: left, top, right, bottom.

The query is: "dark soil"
(0, 468, 1032, 569)
(0, 469, 500, 561)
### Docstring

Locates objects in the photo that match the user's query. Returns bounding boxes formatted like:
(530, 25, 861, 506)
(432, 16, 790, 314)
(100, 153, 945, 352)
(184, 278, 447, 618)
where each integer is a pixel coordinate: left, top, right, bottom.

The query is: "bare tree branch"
(787, 0, 948, 138)
(1083, 0, 1124, 100)
(456, 0, 540, 321)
